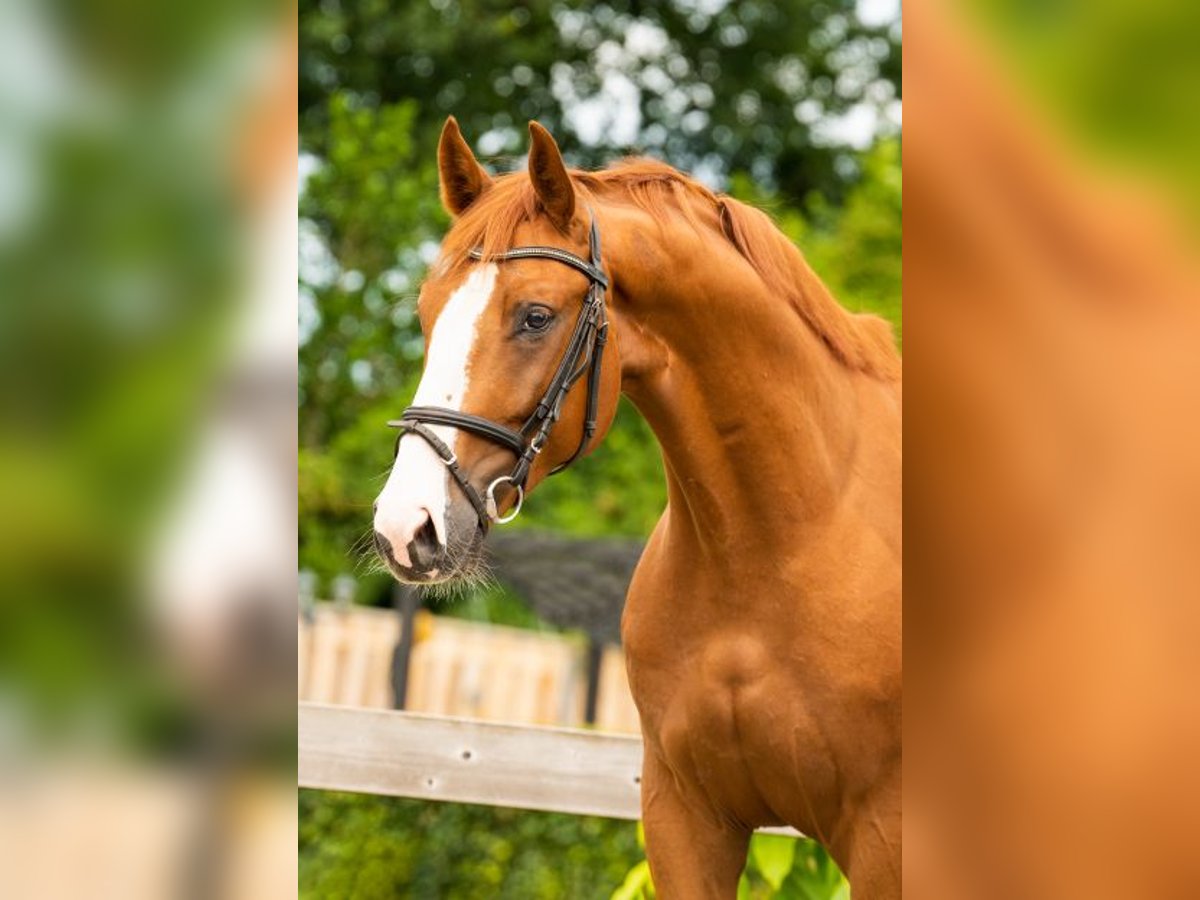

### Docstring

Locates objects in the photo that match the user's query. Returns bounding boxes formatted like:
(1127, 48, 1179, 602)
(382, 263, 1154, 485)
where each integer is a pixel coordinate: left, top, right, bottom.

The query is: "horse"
(372, 116, 902, 898)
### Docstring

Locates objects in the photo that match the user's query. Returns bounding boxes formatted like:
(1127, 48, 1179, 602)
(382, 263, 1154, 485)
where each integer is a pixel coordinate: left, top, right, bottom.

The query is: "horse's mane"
(440, 158, 900, 381)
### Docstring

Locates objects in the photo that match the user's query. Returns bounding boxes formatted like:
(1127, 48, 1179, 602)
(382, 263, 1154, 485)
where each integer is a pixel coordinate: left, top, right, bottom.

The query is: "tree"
(300, 0, 900, 202)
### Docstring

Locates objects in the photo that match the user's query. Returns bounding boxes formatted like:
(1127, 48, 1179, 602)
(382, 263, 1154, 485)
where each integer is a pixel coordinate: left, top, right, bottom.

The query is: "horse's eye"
(521, 307, 553, 333)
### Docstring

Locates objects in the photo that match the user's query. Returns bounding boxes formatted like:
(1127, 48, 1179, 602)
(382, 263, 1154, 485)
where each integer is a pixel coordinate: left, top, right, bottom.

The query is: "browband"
(467, 245, 609, 289)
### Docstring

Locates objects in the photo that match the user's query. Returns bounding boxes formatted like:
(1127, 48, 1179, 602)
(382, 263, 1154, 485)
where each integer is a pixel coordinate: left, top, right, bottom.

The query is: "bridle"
(388, 214, 610, 532)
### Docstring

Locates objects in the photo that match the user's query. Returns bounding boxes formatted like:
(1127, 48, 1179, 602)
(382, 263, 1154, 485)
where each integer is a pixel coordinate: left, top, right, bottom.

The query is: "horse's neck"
(608, 215, 864, 556)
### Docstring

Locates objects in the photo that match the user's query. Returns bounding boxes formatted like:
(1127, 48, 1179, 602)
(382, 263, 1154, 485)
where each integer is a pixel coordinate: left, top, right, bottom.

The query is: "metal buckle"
(485, 476, 524, 524)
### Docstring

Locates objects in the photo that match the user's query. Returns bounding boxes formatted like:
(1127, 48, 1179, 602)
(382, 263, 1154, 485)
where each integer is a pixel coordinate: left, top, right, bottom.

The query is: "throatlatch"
(388, 214, 610, 530)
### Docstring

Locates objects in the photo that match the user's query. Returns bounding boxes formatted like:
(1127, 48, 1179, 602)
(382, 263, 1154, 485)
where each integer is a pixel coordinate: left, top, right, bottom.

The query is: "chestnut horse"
(373, 117, 902, 898)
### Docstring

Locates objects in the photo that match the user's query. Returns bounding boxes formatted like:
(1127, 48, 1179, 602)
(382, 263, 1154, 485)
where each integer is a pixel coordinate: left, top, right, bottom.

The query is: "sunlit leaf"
(750, 833, 798, 890)
(610, 859, 654, 900)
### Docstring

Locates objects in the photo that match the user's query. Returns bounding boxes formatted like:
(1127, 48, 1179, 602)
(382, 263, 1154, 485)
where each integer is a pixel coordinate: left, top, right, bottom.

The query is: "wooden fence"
(297, 603, 641, 733)
(297, 607, 805, 839)
(299, 703, 802, 838)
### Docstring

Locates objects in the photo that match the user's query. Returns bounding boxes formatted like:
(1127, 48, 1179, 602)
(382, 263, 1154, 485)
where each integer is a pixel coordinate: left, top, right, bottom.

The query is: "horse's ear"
(438, 116, 492, 216)
(527, 121, 575, 229)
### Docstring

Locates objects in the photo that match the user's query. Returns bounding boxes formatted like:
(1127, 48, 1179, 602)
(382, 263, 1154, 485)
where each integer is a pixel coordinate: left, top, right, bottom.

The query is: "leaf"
(750, 834, 798, 890)
(611, 859, 654, 900)
(778, 841, 850, 900)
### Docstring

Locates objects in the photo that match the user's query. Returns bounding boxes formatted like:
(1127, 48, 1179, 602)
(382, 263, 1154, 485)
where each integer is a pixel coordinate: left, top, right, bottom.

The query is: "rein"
(388, 215, 610, 531)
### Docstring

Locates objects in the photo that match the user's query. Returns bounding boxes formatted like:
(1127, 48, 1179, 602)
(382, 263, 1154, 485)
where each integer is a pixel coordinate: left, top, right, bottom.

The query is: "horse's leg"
(839, 763, 902, 900)
(641, 750, 750, 899)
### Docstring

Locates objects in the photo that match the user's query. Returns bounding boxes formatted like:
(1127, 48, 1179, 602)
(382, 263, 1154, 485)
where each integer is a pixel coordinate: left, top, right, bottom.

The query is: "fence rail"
(299, 702, 803, 838)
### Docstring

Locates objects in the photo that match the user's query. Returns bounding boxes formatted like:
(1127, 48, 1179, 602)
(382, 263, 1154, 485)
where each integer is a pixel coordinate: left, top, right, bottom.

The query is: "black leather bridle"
(388, 215, 610, 531)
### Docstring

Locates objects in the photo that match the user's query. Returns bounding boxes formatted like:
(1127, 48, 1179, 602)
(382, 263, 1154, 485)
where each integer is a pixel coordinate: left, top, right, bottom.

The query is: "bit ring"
(485, 476, 524, 524)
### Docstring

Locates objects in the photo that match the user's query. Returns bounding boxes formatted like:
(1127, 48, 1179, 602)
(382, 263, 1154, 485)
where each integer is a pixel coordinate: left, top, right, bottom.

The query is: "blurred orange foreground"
(904, 1, 1200, 897)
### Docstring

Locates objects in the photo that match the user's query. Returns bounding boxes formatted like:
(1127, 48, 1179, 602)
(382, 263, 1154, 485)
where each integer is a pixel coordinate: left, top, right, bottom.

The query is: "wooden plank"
(302, 608, 607, 725)
(363, 621, 392, 709)
(297, 617, 312, 698)
(300, 702, 642, 820)
(305, 612, 342, 704)
(596, 645, 640, 735)
(299, 703, 803, 838)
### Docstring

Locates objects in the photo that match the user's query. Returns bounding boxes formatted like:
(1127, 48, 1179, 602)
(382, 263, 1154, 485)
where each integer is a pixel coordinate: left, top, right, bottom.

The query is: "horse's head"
(373, 117, 621, 585)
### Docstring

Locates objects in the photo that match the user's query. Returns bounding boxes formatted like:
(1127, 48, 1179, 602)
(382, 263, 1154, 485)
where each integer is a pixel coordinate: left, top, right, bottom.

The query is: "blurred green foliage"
(300, 0, 900, 203)
(300, 792, 849, 900)
(0, 0, 268, 742)
(300, 791, 640, 899)
(968, 0, 1200, 224)
(300, 1, 900, 897)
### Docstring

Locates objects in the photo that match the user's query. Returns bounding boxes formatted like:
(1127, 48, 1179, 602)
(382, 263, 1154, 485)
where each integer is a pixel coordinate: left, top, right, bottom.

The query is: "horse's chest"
(634, 633, 813, 826)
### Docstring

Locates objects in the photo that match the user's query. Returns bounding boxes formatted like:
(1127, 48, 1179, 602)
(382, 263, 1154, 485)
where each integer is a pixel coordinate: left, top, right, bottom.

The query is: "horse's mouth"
(374, 525, 487, 588)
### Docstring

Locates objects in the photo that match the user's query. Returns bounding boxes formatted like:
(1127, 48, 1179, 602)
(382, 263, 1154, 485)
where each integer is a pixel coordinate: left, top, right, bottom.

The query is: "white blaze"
(373, 264, 497, 565)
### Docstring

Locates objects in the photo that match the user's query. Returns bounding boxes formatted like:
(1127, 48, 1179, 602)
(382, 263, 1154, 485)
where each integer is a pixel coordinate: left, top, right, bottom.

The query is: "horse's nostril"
(419, 514, 439, 547)
(374, 531, 396, 564)
(407, 513, 441, 571)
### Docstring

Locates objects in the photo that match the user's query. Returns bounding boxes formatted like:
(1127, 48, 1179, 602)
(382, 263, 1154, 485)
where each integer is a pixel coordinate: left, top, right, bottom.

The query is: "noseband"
(387, 215, 610, 531)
